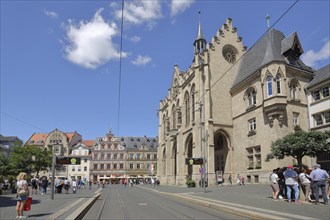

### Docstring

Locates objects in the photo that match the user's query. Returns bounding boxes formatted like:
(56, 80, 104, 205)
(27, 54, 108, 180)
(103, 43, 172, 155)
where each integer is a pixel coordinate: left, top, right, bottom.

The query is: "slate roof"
(232, 29, 314, 89)
(305, 64, 330, 89)
(118, 136, 158, 150)
(0, 134, 19, 142)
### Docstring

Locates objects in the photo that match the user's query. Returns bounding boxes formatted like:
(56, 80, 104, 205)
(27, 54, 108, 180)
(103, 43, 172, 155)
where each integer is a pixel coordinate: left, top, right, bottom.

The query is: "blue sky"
(1, 0, 329, 142)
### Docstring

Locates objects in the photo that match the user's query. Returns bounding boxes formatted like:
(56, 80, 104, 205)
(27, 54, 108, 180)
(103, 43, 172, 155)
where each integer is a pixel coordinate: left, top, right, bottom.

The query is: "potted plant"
(186, 178, 196, 187)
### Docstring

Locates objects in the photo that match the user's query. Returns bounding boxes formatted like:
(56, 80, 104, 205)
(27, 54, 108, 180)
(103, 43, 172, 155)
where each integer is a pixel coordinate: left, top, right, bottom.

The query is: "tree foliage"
(8, 145, 52, 176)
(268, 130, 330, 169)
(0, 153, 10, 178)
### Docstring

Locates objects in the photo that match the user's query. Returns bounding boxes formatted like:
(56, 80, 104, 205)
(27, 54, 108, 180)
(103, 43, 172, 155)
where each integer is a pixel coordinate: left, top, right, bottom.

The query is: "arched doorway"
(214, 131, 229, 174)
(185, 134, 193, 178)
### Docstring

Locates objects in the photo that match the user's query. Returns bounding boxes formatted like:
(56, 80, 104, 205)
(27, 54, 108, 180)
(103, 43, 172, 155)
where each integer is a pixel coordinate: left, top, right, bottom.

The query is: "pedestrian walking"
(237, 174, 241, 185)
(41, 176, 48, 195)
(72, 179, 77, 194)
(64, 178, 70, 194)
(15, 172, 29, 218)
(299, 166, 312, 202)
(31, 175, 39, 195)
(228, 174, 232, 186)
(89, 180, 92, 190)
(310, 164, 329, 205)
(283, 165, 299, 203)
(270, 169, 280, 200)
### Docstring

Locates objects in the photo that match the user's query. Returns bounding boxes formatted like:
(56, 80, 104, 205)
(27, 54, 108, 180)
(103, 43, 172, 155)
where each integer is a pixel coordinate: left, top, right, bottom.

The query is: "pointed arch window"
(162, 115, 166, 140)
(176, 100, 182, 125)
(172, 105, 176, 129)
(184, 92, 190, 127)
(191, 86, 195, 122)
(276, 75, 282, 94)
(267, 75, 273, 97)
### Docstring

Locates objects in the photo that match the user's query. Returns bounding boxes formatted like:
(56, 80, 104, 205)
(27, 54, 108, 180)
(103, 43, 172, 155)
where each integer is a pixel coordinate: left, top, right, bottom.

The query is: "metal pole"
(201, 59, 206, 193)
(51, 153, 55, 200)
(199, 103, 203, 189)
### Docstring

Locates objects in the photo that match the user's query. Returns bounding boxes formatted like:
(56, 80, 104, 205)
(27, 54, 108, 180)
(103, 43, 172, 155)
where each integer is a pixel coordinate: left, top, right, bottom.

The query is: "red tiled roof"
(27, 133, 48, 144)
(82, 140, 94, 148)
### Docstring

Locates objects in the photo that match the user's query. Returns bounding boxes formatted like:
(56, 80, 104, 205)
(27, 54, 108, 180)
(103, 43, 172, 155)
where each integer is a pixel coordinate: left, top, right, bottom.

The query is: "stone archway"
(214, 131, 229, 174)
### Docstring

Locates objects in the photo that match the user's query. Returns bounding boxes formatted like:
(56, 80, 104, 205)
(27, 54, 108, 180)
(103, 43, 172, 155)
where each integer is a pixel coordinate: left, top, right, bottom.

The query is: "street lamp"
(51, 152, 56, 200)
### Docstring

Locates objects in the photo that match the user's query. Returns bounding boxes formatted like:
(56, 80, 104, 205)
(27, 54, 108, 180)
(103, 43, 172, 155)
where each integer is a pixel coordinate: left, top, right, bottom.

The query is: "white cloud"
(44, 9, 58, 19)
(63, 8, 127, 69)
(130, 35, 141, 42)
(132, 55, 151, 66)
(170, 0, 195, 17)
(112, 1, 162, 29)
(301, 40, 330, 68)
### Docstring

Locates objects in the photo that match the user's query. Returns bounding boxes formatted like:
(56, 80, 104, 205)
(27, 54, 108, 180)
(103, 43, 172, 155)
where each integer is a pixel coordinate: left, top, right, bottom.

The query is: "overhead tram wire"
(0, 111, 48, 133)
(171, 0, 300, 122)
(117, 0, 124, 136)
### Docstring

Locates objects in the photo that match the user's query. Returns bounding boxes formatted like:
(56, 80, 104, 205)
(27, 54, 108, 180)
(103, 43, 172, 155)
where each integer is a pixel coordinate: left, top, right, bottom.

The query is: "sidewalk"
(138, 183, 330, 220)
(0, 187, 99, 220)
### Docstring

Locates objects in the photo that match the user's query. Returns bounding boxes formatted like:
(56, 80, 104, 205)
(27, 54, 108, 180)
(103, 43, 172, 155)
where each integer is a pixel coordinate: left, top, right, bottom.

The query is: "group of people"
(55, 177, 78, 194)
(270, 164, 330, 205)
(225, 174, 245, 186)
(30, 176, 49, 195)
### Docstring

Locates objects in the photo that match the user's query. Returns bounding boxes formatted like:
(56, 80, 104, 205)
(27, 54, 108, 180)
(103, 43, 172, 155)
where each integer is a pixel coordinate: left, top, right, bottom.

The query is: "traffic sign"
(56, 157, 81, 165)
(185, 158, 204, 165)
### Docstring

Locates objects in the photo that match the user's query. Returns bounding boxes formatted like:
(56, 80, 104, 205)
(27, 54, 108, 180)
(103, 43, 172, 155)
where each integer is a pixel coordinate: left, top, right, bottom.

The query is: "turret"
(194, 12, 207, 54)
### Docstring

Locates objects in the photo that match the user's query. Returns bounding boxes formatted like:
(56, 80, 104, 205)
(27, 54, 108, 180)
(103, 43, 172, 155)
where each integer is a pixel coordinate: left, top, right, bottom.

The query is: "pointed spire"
(194, 11, 207, 54)
(196, 11, 204, 41)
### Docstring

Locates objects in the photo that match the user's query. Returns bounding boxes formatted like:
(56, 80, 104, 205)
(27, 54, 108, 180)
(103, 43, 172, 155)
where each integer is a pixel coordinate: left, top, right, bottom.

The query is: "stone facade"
(157, 18, 318, 186)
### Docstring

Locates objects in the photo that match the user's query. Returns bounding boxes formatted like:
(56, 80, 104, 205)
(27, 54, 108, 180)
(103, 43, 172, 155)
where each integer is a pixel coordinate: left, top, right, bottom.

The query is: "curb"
(65, 192, 101, 220)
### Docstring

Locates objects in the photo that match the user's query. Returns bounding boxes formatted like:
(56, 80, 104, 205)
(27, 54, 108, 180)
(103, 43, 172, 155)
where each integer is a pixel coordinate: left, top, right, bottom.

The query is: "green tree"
(0, 153, 10, 178)
(267, 130, 330, 170)
(9, 145, 52, 176)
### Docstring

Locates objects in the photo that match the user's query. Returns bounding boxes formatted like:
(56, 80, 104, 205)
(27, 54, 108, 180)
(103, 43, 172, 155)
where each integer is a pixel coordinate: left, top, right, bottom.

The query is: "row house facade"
(67, 140, 94, 182)
(305, 64, 330, 171)
(157, 18, 323, 186)
(90, 131, 158, 183)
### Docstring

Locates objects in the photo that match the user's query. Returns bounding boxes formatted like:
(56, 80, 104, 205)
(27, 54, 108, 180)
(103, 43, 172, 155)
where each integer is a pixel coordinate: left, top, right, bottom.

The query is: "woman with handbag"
(16, 172, 29, 218)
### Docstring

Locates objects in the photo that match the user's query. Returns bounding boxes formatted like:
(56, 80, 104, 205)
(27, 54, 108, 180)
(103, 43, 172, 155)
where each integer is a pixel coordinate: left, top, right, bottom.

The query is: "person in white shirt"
(299, 166, 312, 202)
(270, 169, 279, 200)
(16, 172, 29, 218)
